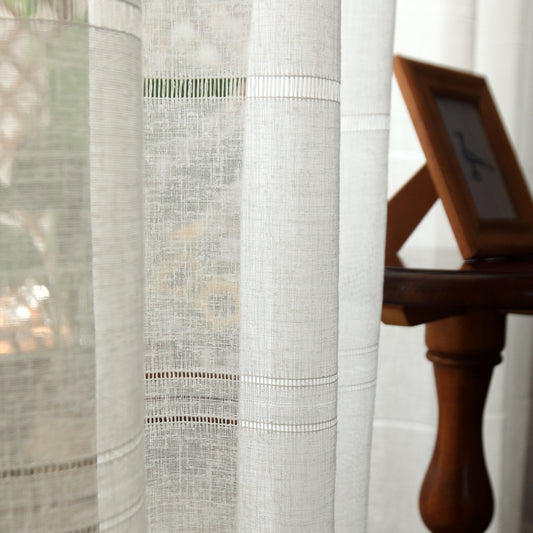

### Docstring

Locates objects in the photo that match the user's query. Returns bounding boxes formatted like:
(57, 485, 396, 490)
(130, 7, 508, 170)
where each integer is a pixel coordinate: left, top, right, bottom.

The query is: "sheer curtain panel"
(0, 1, 145, 531)
(143, 0, 395, 530)
(1, 0, 396, 531)
(336, 1, 395, 531)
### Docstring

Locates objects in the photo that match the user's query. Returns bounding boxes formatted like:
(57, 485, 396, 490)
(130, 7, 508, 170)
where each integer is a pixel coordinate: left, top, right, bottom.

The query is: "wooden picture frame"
(394, 55, 533, 259)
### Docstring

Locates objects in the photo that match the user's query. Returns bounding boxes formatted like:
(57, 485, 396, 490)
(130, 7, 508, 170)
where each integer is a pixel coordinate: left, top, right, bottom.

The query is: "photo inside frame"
(435, 97, 517, 220)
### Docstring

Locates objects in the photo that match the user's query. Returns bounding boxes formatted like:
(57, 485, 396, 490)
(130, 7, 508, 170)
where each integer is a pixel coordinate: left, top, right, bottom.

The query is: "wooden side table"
(384, 56, 533, 532)
(382, 255, 533, 533)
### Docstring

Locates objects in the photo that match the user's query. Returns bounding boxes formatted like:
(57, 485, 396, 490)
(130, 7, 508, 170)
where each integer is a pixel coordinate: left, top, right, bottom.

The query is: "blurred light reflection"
(0, 278, 60, 355)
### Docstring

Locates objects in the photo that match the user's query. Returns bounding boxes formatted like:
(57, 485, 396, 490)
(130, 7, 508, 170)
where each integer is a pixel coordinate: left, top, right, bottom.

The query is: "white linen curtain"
(0, 0, 396, 531)
(0, 1, 145, 530)
(371, 2, 533, 533)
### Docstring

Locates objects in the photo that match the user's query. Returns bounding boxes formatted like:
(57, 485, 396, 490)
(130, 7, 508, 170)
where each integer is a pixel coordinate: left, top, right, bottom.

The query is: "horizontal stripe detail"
(142, 75, 341, 100)
(246, 75, 340, 101)
(98, 430, 144, 465)
(146, 415, 337, 433)
(339, 378, 377, 392)
(338, 343, 378, 356)
(240, 418, 336, 433)
(99, 494, 145, 532)
(341, 113, 390, 132)
(1, 456, 96, 478)
(145, 370, 238, 381)
(146, 415, 237, 426)
(146, 371, 337, 388)
(143, 77, 246, 99)
(241, 374, 337, 387)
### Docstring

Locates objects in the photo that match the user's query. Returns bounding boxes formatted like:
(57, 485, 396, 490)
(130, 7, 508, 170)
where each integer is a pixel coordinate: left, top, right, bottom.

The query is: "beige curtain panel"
(1, 0, 531, 532)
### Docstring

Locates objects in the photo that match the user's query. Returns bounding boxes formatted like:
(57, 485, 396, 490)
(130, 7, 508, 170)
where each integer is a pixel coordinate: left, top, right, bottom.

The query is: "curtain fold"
(336, 1, 395, 531)
(89, 2, 145, 530)
(1, 1, 396, 531)
(0, 1, 145, 531)
(142, 2, 248, 530)
(236, 0, 341, 528)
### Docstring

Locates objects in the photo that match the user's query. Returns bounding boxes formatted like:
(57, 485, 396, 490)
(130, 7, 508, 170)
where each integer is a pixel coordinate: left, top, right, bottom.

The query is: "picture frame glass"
(435, 97, 517, 220)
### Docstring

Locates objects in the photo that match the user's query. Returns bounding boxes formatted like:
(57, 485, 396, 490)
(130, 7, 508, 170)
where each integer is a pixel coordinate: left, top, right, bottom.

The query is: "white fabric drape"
(371, 2, 533, 533)
(143, 1, 395, 531)
(336, 1, 395, 531)
(1, 0, 395, 531)
(0, 1, 145, 531)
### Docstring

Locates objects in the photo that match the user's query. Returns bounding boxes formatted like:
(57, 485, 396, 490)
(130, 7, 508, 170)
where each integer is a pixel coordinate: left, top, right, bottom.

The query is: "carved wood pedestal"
(383, 261, 533, 533)
(421, 311, 503, 533)
(382, 161, 533, 532)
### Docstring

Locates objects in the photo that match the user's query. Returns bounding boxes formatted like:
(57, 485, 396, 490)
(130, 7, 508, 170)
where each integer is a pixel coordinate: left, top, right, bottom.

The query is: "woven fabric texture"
(336, 3, 395, 531)
(143, 1, 394, 531)
(143, 1, 247, 529)
(1, 1, 397, 531)
(0, 2, 145, 531)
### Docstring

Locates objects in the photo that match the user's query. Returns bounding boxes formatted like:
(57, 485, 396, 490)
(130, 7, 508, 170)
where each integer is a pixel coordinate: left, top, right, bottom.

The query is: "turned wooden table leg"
(419, 310, 505, 533)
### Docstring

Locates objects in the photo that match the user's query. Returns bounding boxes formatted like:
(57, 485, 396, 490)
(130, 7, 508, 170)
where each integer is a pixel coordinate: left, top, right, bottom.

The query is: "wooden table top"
(383, 247, 533, 326)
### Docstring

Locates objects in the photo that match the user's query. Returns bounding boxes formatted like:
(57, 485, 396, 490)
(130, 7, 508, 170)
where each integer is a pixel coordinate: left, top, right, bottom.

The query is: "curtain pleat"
(237, 1, 340, 529)
(0, 2, 145, 531)
(0, 11, 98, 530)
(142, 1, 249, 530)
(142, 1, 343, 530)
(336, 1, 395, 531)
(1, 1, 399, 531)
(142, 1, 397, 531)
(88, 2, 146, 530)
(4, 1, 533, 531)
